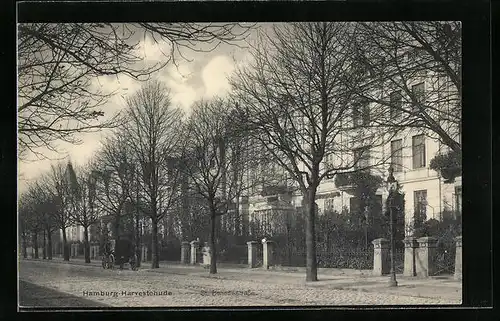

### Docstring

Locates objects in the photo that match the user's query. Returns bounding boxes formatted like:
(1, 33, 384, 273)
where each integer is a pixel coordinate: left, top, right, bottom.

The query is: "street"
(19, 259, 461, 307)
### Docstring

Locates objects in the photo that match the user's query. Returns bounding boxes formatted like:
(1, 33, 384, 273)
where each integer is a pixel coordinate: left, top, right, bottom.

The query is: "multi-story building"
(242, 46, 462, 236)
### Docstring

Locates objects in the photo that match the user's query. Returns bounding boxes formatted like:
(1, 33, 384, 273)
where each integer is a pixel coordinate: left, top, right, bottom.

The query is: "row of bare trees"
(19, 22, 461, 281)
(18, 80, 264, 271)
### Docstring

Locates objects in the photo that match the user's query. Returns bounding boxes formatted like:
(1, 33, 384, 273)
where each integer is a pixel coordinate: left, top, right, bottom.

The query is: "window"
(373, 195, 383, 217)
(362, 102, 370, 126)
(391, 139, 403, 172)
(354, 147, 370, 170)
(352, 105, 362, 127)
(412, 134, 426, 169)
(323, 153, 332, 169)
(390, 91, 402, 119)
(325, 198, 335, 211)
(412, 82, 425, 111)
(350, 197, 360, 214)
(352, 100, 370, 127)
(414, 190, 427, 224)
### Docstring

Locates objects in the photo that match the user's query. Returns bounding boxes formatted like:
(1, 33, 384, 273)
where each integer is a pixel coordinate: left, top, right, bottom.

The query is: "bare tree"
(44, 162, 74, 261)
(122, 80, 184, 269)
(24, 179, 59, 260)
(177, 189, 211, 242)
(351, 22, 461, 154)
(219, 108, 263, 238)
(231, 22, 393, 281)
(92, 133, 135, 245)
(17, 23, 254, 160)
(183, 98, 258, 274)
(18, 194, 30, 259)
(39, 195, 58, 260)
(19, 190, 42, 259)
(123, 162, 146, 268)
(66, 162, 101, 263)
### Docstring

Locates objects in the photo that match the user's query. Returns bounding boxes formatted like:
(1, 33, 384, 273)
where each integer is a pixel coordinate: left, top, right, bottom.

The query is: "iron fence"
(433, 241, 456, 275)
(275, 245, 306, 267)
(317, 247, 373, 270)
(274, 243, 375, 270)
(393, 247, 405, 274)
(159, 244, 181, 261)
(218, 244, 248, 265)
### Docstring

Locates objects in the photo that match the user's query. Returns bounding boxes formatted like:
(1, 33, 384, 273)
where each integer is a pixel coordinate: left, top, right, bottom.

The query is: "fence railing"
(218, 244, 248, 265)
(273, 244, 375, 270)
(317, 247, 374, 270)
(433, 242, 456, 275)
(393, 247, 405, 274)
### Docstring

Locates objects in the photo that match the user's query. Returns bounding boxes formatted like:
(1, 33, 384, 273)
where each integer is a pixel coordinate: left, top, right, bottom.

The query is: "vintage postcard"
(17, 10, 464, 309)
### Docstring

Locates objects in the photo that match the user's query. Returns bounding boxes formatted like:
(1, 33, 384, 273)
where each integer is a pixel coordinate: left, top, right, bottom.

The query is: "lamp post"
(386, 167, 398, 287)
(363, 205, 369, 249)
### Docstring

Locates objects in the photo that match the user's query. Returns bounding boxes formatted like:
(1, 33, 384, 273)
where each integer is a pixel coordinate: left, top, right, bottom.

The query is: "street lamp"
(386, 167, 398, 287)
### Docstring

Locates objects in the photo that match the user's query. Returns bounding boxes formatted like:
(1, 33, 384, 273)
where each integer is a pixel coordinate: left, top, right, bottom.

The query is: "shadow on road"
(19, 280, 109, 309)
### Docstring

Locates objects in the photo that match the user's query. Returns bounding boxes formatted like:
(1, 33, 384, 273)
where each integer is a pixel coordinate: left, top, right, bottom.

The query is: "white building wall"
(246, 126, 461, 230)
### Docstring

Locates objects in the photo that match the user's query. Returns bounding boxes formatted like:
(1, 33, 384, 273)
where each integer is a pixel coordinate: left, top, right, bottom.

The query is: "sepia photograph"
(17, 20, 464, 308)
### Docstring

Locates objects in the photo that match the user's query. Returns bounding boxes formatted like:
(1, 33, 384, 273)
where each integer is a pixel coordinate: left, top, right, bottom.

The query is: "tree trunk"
(135, 214, 141, 267)
(114, 215, 120, 242)
(22, 232, 27, 259)
(47, 228, 53, 260)
(304, 187, 318, 282)
(84, 226, 91, 263)
(209, 212, 218, 274)
(62, 228, 69, 261)
(42, 230, 47, 259)
(33, 231, 39, 259)
(234, 196, 241, 236)
(151, 219, 159, 268)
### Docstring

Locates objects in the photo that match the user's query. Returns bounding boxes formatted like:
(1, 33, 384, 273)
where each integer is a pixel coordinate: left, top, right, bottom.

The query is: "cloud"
(18, 33, 254, 193)
(17, 131, 104, 193)
(136, 34, 172, 62)
(202, 55, 235, 98)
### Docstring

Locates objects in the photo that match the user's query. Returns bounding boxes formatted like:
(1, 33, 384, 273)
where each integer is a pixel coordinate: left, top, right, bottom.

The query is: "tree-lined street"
(18, 21, 464, 308)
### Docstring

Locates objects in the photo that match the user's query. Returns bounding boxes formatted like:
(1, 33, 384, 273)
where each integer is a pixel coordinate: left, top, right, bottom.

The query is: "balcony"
(260, 184, 293, 197)
(393, 167, 439, 183)
(333, 172, 355, 192)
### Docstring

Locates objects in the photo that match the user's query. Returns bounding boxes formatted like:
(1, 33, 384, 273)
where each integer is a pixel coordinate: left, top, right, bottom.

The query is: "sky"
(18, 23, 265, 193)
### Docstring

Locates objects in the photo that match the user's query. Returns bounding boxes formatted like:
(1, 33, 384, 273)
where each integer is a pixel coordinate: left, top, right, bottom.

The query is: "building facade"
(242, 47, 461, 236)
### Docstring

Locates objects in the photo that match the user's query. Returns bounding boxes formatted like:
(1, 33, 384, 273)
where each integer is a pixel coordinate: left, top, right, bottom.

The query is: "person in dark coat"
(117, 238, 135, 267)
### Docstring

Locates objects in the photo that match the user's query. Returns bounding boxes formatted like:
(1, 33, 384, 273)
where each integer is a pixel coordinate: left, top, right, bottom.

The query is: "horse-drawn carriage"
(102, 238, 138, 271)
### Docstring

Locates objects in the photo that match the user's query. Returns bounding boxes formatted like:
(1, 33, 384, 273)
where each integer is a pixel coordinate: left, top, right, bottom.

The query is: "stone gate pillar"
(454, 236, 462, 280)
(262, 239, 275, 270)
(416, 236, 438, 277)
(372, 238, 390, 276)
(403, 237, 418, 277)
(190, 240, 199, 265)
(180, 241, 190, 264)
(142, 245, 148, 262)
(247, 241, 258, 268)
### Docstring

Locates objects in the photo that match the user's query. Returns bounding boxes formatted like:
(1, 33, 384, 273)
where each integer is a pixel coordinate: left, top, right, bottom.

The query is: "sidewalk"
(147, 264, 461, 301)
(21, 257, 461, 301)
